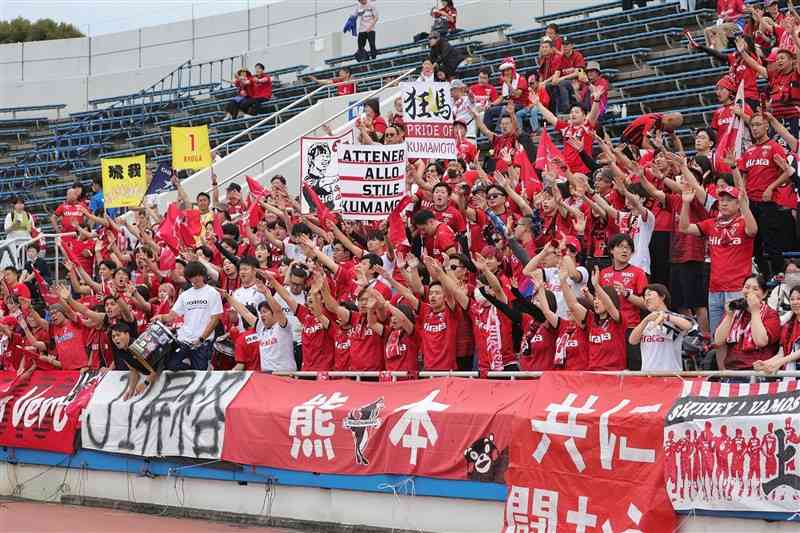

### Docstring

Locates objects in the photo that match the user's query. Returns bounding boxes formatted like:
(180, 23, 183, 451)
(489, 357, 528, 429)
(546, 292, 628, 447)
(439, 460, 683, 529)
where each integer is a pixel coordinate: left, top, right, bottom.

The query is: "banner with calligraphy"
(101, 154, 147, 208)
(222, 374, 528, 481)
(401, 81, 456, 160)
(0, 370, 102, 453)
(663, 379, 800, 521)
(300, 130, 354, 214)
(81, 370, 251, 459)
(336, 143, 407, 221)
(503, 373, 681, 533)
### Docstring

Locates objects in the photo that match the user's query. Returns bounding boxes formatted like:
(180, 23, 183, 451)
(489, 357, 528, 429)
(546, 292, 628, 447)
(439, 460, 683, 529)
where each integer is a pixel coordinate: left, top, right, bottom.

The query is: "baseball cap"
(450, 79, 466, 89)
(717, 185, 740, 198)
(716, 76, 737, 92)
(585, 61, 601, 72)
(565, 236, 582, 253)
(562, 35, 573, 46)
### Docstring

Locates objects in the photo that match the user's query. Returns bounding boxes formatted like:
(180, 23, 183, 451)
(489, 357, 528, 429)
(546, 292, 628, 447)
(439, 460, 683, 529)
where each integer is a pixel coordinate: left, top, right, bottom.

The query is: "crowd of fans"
(3, 0, 800, 394)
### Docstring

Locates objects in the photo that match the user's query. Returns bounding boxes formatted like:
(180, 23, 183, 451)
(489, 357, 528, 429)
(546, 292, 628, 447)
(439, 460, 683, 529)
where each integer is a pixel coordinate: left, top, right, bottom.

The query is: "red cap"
(565, 236, 581, 253)
(716, 76, 737, 92)
(480, 245, 502, 260)
(717, 185, 740, 198)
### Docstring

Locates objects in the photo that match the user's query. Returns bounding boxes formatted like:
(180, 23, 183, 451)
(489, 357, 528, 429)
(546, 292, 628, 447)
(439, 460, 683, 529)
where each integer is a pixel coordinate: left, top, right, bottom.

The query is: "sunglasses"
(449, 264, 463, 271)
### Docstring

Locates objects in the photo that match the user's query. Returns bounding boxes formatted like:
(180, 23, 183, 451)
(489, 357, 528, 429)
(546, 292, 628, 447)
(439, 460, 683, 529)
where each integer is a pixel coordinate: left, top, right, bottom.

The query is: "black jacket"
(429, 37, 464, 78)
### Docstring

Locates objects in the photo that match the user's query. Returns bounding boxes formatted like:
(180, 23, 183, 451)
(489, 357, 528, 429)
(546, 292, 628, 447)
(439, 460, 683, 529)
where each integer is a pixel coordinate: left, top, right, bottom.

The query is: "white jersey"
(232, 284, 266, 329)
(171, 284, 223, 343)
(640, 319, 685, 372)
(275, 288, 307, 343)
(543, 266, 589, 319)
(616, 208, 655, 274)
(258, 321, 296, 372)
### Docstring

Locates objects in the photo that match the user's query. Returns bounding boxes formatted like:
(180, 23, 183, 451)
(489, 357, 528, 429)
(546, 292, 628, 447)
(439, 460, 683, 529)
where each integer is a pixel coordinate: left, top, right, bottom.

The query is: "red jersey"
(423, 222, 458, 262)
(337, 81, 356, 96)
(737, 139, 787, 201)
(585, 313, 627, 370)
(469, 83, 498, 108)
(347, 311, 384, 371)
(433, 204, 467, 233)
(697, 215, 754, 292)
(499, 74, 529, 108)
(384, 328, 420, 373)
(469, 300, 515, 371)
(538, 53, 563, 80)
(456, 138, 478, 163)
(554, 118, 595, 173)
(667, 194, 706, 263)
(728, 53, 761, 101)
(234, 328, 262, 371)
(711, 102, 753, 137)
(725, 305, 781, 369)
(768, 67, 800, 119)
(416, 302, 458, 370)
(557, 319, 589, 370)
(492, 133, 521, 163)
(622, 113, 663, 148)
(559, 50, 586, 75)
(333, 325, 351, 371)
(250, 73, 272, 99)
(599, 263, 648, 328)
(519, 317, 556, 371)
(55, 202, 86, 233)
(296, 305, 335, 371)
(50, 319, 89, 370)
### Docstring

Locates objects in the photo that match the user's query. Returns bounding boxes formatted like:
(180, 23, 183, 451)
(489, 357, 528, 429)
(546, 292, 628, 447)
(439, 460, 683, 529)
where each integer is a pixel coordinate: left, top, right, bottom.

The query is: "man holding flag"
(711, 77, 751, 173)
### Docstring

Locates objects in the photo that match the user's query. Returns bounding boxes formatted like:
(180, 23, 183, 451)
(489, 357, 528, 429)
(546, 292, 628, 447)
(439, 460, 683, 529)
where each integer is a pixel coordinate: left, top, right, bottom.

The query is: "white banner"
(337, 143, 407, 221)
(300, 130, 354, 214)
(400, 81, 456, 160)
(81, 370, 250, 459)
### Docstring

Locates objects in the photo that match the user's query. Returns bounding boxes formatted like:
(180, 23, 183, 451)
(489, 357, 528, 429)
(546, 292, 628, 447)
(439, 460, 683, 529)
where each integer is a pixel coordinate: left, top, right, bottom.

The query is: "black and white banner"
(401, 81, 456, 160)
(81, 371, 250, 459)
(337, 143, 407, 221)
(300, 130, 354, 214)
(663, 380, 800, 520)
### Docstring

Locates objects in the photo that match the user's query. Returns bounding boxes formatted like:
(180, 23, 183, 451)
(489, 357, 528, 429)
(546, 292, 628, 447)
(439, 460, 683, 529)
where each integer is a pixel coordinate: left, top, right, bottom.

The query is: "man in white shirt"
(255, 296, 296, 372)
(273, 263, 308, 368)
(355, 0, 379, 60)
(232, 256, 266, 328)
(154, 261, 223, 370)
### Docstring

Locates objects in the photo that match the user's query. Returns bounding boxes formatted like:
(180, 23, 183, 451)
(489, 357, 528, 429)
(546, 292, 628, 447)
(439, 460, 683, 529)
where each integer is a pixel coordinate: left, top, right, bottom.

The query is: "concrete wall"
(0, 0, 535, 116)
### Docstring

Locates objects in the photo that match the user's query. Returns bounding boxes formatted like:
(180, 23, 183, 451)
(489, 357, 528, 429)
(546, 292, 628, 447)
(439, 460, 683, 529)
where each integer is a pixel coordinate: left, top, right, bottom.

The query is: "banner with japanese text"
(101, 154, 147, 208)
(663, 379, 800, 521)
(171, 125, 212, 170)
(0, 370, 102, 454)
(300, 130, 354, 214)
(336, 143, 407, 221)
(222, 374, 528, 481)
(503, 373, 681, 533)
(401, 81, 456, 160)
(81, 371, 251, 459)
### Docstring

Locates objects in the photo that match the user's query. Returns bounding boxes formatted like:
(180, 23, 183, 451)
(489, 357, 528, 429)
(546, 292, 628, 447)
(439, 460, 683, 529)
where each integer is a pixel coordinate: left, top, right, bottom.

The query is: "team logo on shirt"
(342, 397, 384, 465)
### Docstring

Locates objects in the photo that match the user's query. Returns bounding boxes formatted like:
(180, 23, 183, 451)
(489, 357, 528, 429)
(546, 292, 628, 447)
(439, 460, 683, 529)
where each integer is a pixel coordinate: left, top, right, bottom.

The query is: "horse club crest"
(465, 433, 509, 483)
(343, 397, 385, 465)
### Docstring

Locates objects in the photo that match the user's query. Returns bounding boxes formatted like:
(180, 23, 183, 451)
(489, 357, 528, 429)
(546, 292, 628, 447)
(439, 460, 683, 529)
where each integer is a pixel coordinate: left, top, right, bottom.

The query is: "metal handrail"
(273, 370, 800, 380)
(206, 67, 417, 194)
(211, 67, 412, 157)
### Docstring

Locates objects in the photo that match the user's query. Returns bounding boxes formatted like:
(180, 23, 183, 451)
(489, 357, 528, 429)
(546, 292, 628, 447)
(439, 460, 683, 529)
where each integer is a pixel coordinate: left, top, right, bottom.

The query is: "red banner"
(0, 370, 100, 454)
(503, 373, 681, 533)
(222, 374, 532, 481)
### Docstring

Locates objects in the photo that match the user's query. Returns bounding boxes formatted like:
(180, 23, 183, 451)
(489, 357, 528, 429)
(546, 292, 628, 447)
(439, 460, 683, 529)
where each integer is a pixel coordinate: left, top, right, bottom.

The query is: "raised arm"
(265, 270, 298, 314)
(468, 106, 495, 142)
(221, 289, 258, 328)
(559, 264, 587, 324)
(423, 256, 470, 310)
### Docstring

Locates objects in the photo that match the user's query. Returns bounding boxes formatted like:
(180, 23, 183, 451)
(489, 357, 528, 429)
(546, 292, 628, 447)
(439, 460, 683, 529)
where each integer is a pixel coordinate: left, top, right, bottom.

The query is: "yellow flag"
(171, 125, 212, 170)
(101, 154, 147, 208)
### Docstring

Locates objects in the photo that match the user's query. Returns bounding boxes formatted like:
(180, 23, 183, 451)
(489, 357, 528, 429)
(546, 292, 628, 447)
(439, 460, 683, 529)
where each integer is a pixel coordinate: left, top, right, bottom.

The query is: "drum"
(212, 335, 236, 370)
(130, 321, 176, 372)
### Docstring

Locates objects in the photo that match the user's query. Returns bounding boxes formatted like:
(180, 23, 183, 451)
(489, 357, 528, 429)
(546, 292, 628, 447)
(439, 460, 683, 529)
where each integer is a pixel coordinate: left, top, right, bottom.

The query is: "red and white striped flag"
(714, 79, 745, 173)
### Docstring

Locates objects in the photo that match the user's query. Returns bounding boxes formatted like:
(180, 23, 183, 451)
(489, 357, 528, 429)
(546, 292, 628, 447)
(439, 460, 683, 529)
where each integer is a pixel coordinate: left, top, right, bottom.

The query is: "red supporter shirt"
(725, 305, 781, 369)
(557, 319, 589, 370)
(55, 202, 86, 233)
(416, 302, 458, 370)
(554, 118, 595, 173)
(234, 328, 262, 371)
(585, 313, 627, 370)
(492, 133, 521, 163)
(538, 53, 563, 81)
(711, 102, 753, 137)
(697, 215, 754, 292)
(456, 138, 478, 163)
(384, 328, 420, 372)
(499, 75, 529, 108)
(600, 263, 648, 328)
(728, 53, 761, 101)
(347, 311, 384, 371)
(622, 113, 662, 148)
(519, 317, 556, 371)
(250, 73, 272, 99)
(423, 222, 458, 262)
(737, 139, 787, 202)
(559, 50, 586, 75)
(469, 300, 516, 371)
(333, 325, 351, 371)
(768, 67, 800, 119)
(337, 81, 356, 96)
(296, 305, 335, 371)
(433, 204, 467, 233)
(469, 83, 498, 108)
(50, 319, 89, 370)
(667, 194, 706, 263)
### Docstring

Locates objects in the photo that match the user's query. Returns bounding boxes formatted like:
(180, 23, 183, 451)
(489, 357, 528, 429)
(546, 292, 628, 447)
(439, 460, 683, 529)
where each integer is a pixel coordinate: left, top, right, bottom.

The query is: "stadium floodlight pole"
(211, 67, 417, 158)
(206, 67, 417, 194)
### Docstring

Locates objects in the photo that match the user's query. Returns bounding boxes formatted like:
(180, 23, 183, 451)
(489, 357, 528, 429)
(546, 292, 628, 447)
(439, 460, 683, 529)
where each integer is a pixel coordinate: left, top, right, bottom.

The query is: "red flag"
(246, 175, 266, 198)
(513, 149, 542, 196)
(158, 247, 177, 271)
(158, 202, 181, 251)
(387, 195, 413, 250)
(714, 79, 745, 173)
(534, 129, 564, 171)
(302, 182, 335, 228)
(247, 201, 264, 228)
(182, 209, 202, 236)
(212, 212, 225, 239)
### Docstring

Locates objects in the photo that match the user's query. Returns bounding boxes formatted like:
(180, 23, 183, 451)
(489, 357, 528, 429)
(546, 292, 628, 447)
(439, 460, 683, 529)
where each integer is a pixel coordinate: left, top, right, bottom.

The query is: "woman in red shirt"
(223, 68, 253, 120)
(561, 265, 627, 370)
(715, 274, 782, 370)
(519, 288, 559, 371)
(756, 285, 800, 374)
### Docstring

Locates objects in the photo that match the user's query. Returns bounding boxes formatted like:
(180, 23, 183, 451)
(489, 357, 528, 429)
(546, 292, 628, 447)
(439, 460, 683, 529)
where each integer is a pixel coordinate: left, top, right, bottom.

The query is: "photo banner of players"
(663, 379, 800, 520)
(0, 370, 103, 454)
(503, 373, 681, 533)
(300, 130, 355, 214)
(336, 143, 407, 221)
(400, 81, 456, 160)
(222, 374, 527, 481)
(100, 154, 147, 208)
